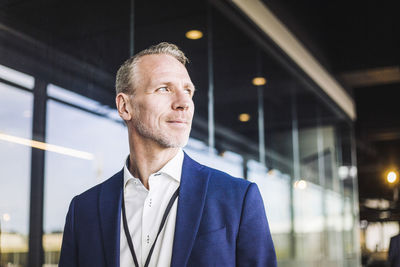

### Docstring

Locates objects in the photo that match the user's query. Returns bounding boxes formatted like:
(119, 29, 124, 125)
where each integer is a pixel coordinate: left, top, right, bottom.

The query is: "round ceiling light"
(238, 113, 250, 122)
(252, 77, 267, 86)
(185, 30, 203, 40)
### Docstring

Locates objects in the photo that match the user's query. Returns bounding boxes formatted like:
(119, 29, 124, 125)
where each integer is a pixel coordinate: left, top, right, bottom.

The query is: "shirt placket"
(141, 174, 157, 266)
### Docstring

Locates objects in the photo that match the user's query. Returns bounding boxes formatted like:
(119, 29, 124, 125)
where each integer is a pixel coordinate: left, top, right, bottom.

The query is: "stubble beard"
(132, 109, 190, 148)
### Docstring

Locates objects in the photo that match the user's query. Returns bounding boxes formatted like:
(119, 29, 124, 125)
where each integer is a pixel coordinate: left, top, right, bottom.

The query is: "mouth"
(166, 119, 190, 128)
(167, 120, 188, 126)
(167, 120, 187, 124)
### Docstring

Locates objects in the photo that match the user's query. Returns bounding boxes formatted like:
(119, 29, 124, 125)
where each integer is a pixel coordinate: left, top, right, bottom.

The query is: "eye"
(184, 88, 193, 95)
(157, 87, 169, 92)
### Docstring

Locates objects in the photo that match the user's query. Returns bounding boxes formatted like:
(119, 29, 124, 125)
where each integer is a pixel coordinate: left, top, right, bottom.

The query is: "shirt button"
(149, 198, 152, 207)
(147, 235, 150, 244)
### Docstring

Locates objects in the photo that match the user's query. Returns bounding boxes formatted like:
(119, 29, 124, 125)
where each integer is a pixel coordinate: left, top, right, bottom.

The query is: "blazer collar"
(171, 152, 210, 267)
(99, 169, 123, 267)
(98, 153, 209, 267)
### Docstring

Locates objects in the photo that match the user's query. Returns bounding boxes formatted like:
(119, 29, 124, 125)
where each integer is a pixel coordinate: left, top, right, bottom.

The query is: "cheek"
(140, 102, 164, 123)
(189, 102, 195, 117)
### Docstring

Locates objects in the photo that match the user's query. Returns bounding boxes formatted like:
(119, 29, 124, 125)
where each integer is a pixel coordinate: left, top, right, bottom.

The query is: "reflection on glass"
(0, 82, 33, 267)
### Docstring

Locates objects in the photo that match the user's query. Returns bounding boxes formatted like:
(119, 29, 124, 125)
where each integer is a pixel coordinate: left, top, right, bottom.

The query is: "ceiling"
(261, 0, 400, 219)
(1, 0, 399, 220)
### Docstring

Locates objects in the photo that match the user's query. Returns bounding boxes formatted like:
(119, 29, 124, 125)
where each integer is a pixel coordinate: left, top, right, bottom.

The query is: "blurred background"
(0, 0, 399, 266)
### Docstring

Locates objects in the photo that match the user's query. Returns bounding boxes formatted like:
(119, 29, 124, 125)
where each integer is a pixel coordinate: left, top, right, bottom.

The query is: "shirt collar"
(123, 149, 184, 188)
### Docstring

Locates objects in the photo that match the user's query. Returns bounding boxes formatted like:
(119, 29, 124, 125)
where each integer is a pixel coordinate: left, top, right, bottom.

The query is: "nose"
(172, 89, 192, 111)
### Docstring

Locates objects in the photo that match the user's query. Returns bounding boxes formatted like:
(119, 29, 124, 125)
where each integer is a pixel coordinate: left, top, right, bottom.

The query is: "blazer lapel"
(99, 170, 123, 267)
(171, 153, 210, 267)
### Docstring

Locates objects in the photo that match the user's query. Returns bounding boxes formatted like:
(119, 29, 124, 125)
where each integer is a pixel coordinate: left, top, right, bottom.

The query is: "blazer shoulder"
(208, 166, 250, 185)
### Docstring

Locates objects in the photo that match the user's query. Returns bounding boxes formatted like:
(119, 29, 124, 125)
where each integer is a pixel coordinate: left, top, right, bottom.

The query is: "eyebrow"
(157, 81, 196, 91)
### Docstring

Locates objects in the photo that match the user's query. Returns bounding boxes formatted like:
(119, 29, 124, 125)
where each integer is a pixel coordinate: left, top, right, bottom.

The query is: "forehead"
(136, 54, 192, 85)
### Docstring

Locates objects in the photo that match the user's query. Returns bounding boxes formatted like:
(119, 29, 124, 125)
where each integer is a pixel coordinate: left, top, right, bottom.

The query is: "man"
(59, 42, 276, 267)
(389, 232, 400, 267)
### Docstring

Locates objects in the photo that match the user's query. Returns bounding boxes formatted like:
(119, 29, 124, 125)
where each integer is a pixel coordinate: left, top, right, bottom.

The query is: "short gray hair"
(115, 42, 189, 95)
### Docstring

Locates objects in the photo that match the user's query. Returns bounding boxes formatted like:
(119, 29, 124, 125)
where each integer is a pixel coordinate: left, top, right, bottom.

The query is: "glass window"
(185, 141, 243, 178)
(339, 122, 360, 266)
(298, 125, 320, 185)
(0, 64, 35, 90)
(326, 189, 344, 260)
(0, 81, 33, 267)
(294, 182, 324, 261)
(43, 88, 129, 265)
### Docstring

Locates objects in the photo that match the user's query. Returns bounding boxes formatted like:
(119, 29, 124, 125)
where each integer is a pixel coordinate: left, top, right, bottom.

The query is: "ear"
(116, 93, 133, 121)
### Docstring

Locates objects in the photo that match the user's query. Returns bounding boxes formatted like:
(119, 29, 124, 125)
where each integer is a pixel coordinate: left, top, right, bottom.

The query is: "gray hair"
(115, 42, 189, 95)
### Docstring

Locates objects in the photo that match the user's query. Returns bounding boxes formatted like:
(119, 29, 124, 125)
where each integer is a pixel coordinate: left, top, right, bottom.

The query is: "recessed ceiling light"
(252, 77, 267, 86)
(238, 113, 250, 122)
(185, 30, 203, 40)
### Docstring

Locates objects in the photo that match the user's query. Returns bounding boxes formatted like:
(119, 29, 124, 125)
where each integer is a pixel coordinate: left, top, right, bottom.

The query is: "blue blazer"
(59, 153, 277, 266)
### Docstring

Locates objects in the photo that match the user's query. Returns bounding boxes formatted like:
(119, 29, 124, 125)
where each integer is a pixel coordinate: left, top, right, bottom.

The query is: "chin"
(159, 135, 189, 148)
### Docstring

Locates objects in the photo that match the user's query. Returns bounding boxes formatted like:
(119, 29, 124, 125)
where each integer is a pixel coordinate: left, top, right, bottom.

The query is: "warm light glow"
(2, 213, 11, 222)
(294, 179, 307, 189)
(387, 171, 398, 184)
(0, 132, 94, 160)
(252, 77, 267, 86)
(185, 30, 203, 40)
(238, 113, 251, 122)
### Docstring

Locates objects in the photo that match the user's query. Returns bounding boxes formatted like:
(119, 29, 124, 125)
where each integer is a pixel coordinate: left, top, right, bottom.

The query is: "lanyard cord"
(122, 186, 180, 267)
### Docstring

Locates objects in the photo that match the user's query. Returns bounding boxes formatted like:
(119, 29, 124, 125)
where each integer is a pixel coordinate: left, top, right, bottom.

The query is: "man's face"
(128, 54, 195, 148)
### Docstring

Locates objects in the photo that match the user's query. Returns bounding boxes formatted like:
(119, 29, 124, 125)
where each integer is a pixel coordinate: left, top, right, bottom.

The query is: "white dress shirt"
(120, 149, 183, 267)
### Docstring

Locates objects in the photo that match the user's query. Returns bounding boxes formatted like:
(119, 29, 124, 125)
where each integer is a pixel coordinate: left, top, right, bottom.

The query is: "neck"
(128, 133, 180, 190)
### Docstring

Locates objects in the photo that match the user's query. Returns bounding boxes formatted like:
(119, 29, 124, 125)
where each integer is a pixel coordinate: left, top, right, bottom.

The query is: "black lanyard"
(122, 186, 180, 267)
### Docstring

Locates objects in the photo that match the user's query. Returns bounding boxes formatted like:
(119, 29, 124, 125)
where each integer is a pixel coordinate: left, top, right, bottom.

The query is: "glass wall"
(43, 85, 129, 265)
(0, 66, 34, 267)
(0, 0, 360, 266)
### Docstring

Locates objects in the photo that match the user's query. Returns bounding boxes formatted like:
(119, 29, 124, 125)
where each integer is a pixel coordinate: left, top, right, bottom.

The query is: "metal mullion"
(130, 0, 135, 57)
(207, 3, 215, 154)
(0, 77, 32, 93)
(290, 88, 299, 259)
(28, 79, 47, 267)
